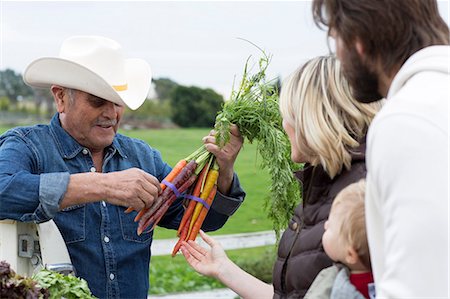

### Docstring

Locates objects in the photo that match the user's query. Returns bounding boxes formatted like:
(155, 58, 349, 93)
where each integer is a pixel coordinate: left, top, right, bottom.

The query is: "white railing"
(151, 230, 277, 256)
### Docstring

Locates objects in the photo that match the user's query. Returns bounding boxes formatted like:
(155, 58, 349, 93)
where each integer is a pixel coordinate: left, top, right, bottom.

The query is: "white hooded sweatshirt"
(366, 45, 449, 298)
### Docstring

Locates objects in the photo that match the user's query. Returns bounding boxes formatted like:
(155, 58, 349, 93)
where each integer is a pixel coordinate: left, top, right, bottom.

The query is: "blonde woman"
(180, 56, 382, 299)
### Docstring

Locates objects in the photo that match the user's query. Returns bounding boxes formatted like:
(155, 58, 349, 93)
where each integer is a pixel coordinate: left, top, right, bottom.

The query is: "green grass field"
(0, 126, 12, 133)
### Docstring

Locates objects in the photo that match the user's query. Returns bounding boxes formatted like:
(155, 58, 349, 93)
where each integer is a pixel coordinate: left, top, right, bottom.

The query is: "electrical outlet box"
(18, 234, 34, 258)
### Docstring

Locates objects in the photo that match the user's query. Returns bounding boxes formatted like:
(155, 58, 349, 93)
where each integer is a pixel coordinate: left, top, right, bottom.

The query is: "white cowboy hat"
(23, 35, 151, 110)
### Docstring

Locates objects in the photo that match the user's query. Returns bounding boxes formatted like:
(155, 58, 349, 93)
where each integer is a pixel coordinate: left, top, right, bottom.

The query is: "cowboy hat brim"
(23, 57, 151, 110)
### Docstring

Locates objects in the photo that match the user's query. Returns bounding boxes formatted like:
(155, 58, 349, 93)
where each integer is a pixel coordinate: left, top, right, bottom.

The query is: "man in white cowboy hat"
(0, 35, 246, 298)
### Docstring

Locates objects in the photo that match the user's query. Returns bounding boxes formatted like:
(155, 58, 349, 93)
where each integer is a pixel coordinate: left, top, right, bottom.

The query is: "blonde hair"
(332, 179, 371, 270)
(279, 55, 382, 178)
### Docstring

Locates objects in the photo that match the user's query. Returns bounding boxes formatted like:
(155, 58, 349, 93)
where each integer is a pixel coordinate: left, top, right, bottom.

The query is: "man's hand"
(202, 124, 243, 194)
(62, 168, 160, 210)
(104, 168, 161, 211)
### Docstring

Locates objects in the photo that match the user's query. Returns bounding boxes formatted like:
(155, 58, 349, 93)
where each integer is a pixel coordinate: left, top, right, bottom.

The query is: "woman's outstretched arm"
(180, 230, 274, 299)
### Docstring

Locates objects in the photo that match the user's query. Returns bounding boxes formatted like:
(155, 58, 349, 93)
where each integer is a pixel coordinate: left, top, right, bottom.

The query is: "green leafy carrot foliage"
(215, 49, 301, 237)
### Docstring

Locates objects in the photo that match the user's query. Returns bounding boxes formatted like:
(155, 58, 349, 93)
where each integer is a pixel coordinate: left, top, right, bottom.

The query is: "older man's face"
(60, 90, 124, 153)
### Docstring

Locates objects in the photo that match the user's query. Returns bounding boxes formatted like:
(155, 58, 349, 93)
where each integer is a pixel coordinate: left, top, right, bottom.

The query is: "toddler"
(305, 179, 375, 299)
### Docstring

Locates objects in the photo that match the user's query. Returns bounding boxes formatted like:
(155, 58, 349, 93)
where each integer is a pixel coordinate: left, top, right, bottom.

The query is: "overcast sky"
(1, 1, 449, 99)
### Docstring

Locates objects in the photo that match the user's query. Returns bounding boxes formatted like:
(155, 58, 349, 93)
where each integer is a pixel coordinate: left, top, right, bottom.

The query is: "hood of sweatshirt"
(388, 45, 450, 99)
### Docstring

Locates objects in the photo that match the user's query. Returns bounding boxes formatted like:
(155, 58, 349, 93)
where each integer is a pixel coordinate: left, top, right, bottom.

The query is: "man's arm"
(0, 135, 51, 221)
(61, 169, 160, 211)
(0, 136, 161, 222)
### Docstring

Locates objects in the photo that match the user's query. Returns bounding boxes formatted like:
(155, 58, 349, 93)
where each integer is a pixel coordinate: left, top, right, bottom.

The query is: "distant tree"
(153, 78, 178, 101)
(263, 76, 281, 97)
(0, 96, 10, 111)
(0, 69, 33, 105)
(170, 85, 223, 127)
(273, 76, 282, 94)
(125, 98, 172, 119)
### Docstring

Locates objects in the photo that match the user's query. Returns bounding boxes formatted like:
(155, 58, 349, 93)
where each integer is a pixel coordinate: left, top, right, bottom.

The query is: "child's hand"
(180, 230, 230, 279)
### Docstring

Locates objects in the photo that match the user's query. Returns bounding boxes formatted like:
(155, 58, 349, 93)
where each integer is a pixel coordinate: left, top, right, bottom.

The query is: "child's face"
(322, 203, 348, 263)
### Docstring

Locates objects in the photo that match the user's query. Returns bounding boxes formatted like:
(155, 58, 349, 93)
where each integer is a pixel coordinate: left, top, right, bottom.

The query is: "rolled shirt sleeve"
(0, 169, 69, 223)
(37, 172, 70, 220)
(0, 132, 70, 223)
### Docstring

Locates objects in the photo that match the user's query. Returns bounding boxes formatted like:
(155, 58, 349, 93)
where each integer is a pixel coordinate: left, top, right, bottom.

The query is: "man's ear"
(50, 85, 66, 113)
(355, 39, 365, 57)
(345, 246, 360, 266)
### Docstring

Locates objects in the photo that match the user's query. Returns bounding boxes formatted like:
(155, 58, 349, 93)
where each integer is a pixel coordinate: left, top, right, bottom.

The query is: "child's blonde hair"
(332, 179, 371, 270)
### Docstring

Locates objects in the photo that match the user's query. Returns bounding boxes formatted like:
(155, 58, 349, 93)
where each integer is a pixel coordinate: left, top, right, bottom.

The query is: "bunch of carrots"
(171, 155, 219, 257)
(125, 145, 219, 254)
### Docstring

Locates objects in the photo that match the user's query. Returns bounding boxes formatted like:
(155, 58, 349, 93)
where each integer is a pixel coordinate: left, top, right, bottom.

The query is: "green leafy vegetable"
(215, 45, 301, 236)
(32, 269, 96, 299)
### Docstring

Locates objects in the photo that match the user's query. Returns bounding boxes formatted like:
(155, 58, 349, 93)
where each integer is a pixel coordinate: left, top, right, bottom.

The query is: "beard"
(340, 46, 383, 103)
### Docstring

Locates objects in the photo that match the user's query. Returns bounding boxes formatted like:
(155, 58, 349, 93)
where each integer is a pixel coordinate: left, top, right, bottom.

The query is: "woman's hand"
(180, 230, 230, 279)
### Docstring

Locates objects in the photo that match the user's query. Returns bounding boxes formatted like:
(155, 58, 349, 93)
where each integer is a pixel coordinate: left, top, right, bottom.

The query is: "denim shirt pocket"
(54, 204, 86, 244)
(118, 210, 153, 243)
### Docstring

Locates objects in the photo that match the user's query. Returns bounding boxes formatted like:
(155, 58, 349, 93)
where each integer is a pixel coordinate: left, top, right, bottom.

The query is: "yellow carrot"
(187, 185, 218, 241)
(187, 164, 219, 237)
(177, 164, 209, 236)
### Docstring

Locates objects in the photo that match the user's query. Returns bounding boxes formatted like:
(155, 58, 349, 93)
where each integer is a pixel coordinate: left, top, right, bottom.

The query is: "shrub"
(0, 96, 10, 111)
(170, 86, 223, 127)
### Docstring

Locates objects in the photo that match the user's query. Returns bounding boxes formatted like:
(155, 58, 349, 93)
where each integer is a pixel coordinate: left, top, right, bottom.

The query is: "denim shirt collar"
(49, 113, 127, 159)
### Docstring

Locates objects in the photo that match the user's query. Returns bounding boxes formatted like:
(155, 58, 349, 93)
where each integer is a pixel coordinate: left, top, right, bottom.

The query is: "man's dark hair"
(312, 0, 449, 76)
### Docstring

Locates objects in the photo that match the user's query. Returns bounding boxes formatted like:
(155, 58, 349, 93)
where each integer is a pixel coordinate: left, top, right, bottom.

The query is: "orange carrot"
(172, 213, 192, 257)
(187, 185, 217, 241)
(187, 165, 219, 237)
(161, 159, 187, 191)
(124, 159, 187, 214)
(132, 207, 147, 221)
(176, 164, 209, 236)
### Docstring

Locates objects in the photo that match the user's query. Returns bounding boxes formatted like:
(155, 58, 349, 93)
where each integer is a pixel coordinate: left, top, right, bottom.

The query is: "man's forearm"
(61, 168, 161, 211)
(216, 167, 234, 195)
(60, 172, 108, 209)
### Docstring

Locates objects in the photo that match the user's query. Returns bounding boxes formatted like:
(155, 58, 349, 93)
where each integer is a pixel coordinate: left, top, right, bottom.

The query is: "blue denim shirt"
(0, 114, 245, 299)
